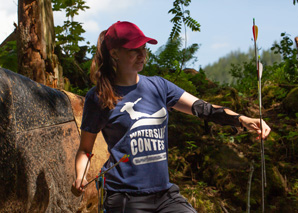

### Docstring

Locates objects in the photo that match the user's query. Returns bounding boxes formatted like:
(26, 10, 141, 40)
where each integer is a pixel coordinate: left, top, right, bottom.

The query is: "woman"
(72, 21, 271, 212)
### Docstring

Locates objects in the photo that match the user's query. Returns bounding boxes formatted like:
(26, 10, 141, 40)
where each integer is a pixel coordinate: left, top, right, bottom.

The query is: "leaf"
(169, 23, 182, 40)
(184, 10, 190, 15)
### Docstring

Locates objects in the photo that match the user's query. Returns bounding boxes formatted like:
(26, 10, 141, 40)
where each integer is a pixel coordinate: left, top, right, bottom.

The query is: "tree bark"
(17, 0, 62, 88)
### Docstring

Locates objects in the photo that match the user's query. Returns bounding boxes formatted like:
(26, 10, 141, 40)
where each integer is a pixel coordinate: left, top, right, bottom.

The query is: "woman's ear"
(109, 49, 118, 60)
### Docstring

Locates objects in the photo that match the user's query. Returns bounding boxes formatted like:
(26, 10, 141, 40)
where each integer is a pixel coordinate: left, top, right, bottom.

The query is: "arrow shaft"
(80, 158, 91, 188)
(255, 42, 258, 79)
(259, 79, 265, 212)
(83, 155, 129, 189)
(253, 19, 266, 213)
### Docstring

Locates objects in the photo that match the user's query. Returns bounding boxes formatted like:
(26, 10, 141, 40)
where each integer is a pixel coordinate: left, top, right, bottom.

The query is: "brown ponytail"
(90, 30, 121, 110)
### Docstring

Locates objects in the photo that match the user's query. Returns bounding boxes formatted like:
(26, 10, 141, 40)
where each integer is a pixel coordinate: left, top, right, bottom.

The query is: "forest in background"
(0, 0, 298, 212)
(204, 46, 282, 85)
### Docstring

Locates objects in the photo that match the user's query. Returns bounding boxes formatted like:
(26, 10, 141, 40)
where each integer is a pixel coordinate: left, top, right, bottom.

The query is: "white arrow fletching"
(258, 61, 263, 79)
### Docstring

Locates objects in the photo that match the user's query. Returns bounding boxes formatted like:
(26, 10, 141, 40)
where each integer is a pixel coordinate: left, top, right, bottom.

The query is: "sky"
(0, 0, 297, 69)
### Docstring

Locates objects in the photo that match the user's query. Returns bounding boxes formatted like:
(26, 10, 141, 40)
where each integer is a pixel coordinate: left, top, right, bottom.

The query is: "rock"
(62, 90, 109, 212)
(0, 68, 109, 212)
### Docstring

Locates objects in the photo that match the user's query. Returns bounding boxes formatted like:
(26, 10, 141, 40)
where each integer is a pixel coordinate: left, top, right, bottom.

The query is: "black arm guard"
(191, 100, 243, 127)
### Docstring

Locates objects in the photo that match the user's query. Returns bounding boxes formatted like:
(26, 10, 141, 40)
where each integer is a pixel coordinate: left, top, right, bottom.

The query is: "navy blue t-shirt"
(81, 75, 184, 193)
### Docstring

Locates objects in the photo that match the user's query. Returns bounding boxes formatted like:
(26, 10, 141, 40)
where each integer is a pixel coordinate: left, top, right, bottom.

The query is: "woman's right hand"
(71, 178, 88, 197)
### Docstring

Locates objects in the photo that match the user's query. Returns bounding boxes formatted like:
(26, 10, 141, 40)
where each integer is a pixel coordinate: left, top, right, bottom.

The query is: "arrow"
(253, 18, 266, 213)
(83, 154, 130, 189)
(80, 152, 94, 189)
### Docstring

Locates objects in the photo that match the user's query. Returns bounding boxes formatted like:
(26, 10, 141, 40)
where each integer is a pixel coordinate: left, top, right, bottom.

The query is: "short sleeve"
(80, 87, 107, 134)
(162, 77, 185, 108)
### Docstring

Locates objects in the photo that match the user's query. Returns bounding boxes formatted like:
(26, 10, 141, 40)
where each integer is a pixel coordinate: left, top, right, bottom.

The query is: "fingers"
(256, 120, 271, 140)
(241, 117, 271, 140)
(71, 184, 82, 197)
(71, 179, 87, 197)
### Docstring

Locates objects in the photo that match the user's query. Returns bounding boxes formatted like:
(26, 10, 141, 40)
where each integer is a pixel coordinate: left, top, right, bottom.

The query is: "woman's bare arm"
(72, 130, 97, 196)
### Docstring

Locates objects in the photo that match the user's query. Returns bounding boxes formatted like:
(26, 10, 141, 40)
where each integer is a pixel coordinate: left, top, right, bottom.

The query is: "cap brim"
(122, 36, 158, 49)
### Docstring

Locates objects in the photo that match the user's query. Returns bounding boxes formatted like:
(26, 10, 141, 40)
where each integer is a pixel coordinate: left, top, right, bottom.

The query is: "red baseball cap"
(105, 21, 158, 50)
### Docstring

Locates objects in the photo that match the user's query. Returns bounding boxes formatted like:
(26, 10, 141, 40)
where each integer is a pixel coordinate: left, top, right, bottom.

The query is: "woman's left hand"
(239, 116, 271, 140)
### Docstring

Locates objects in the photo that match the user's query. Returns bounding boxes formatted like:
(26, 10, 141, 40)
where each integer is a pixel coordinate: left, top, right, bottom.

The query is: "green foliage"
(0, 41, 17, 72)
(188, 69, 211, 95)
(186, 141, 198, 151)
(151, 37, 199, 71)
(205, 48, 281, 85)
(52, 0, 89, 16)
(164, 69, 198, 95)
(225, 33, 297, 96)
(267, 63, 288, 84)
(228, 58, 275, 95)
(144, 37, 204, 96)
(229, 59, 257, 94)
(146, 37, 199, 70)
(260, 48, 283, 66)
(285, 131, 298, 141)
(70, 86, 89, 96)
(205, 50, 249, 85)
(270, 33, 298, 84)
(51, 0, 95, 95)
(262, 85, 288, 108)
(291, 179, 298, 195)
(55, 45, 93, 91)
(181, 184, 221, 212)
(168, 0, 200, 41)
(55, 20, 86, 55)
(52, 0, 90, 57)
(161, 26, 298, 213)
(153, 38, 184, 70)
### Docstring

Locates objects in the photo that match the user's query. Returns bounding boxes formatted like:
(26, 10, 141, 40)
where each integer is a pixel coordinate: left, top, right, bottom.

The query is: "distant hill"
(203, 47, 281, 85)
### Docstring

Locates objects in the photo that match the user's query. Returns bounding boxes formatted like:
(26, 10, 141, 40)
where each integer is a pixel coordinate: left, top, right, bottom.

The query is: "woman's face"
(112, 44, 147, 74)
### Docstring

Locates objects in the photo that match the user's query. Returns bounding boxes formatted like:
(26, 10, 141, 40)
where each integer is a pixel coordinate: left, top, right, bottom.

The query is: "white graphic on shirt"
(120, 98, 151, 120)
(120, 97, 168, 165)
(133, 152, 167, 165)
(120, 97, 167, 130)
